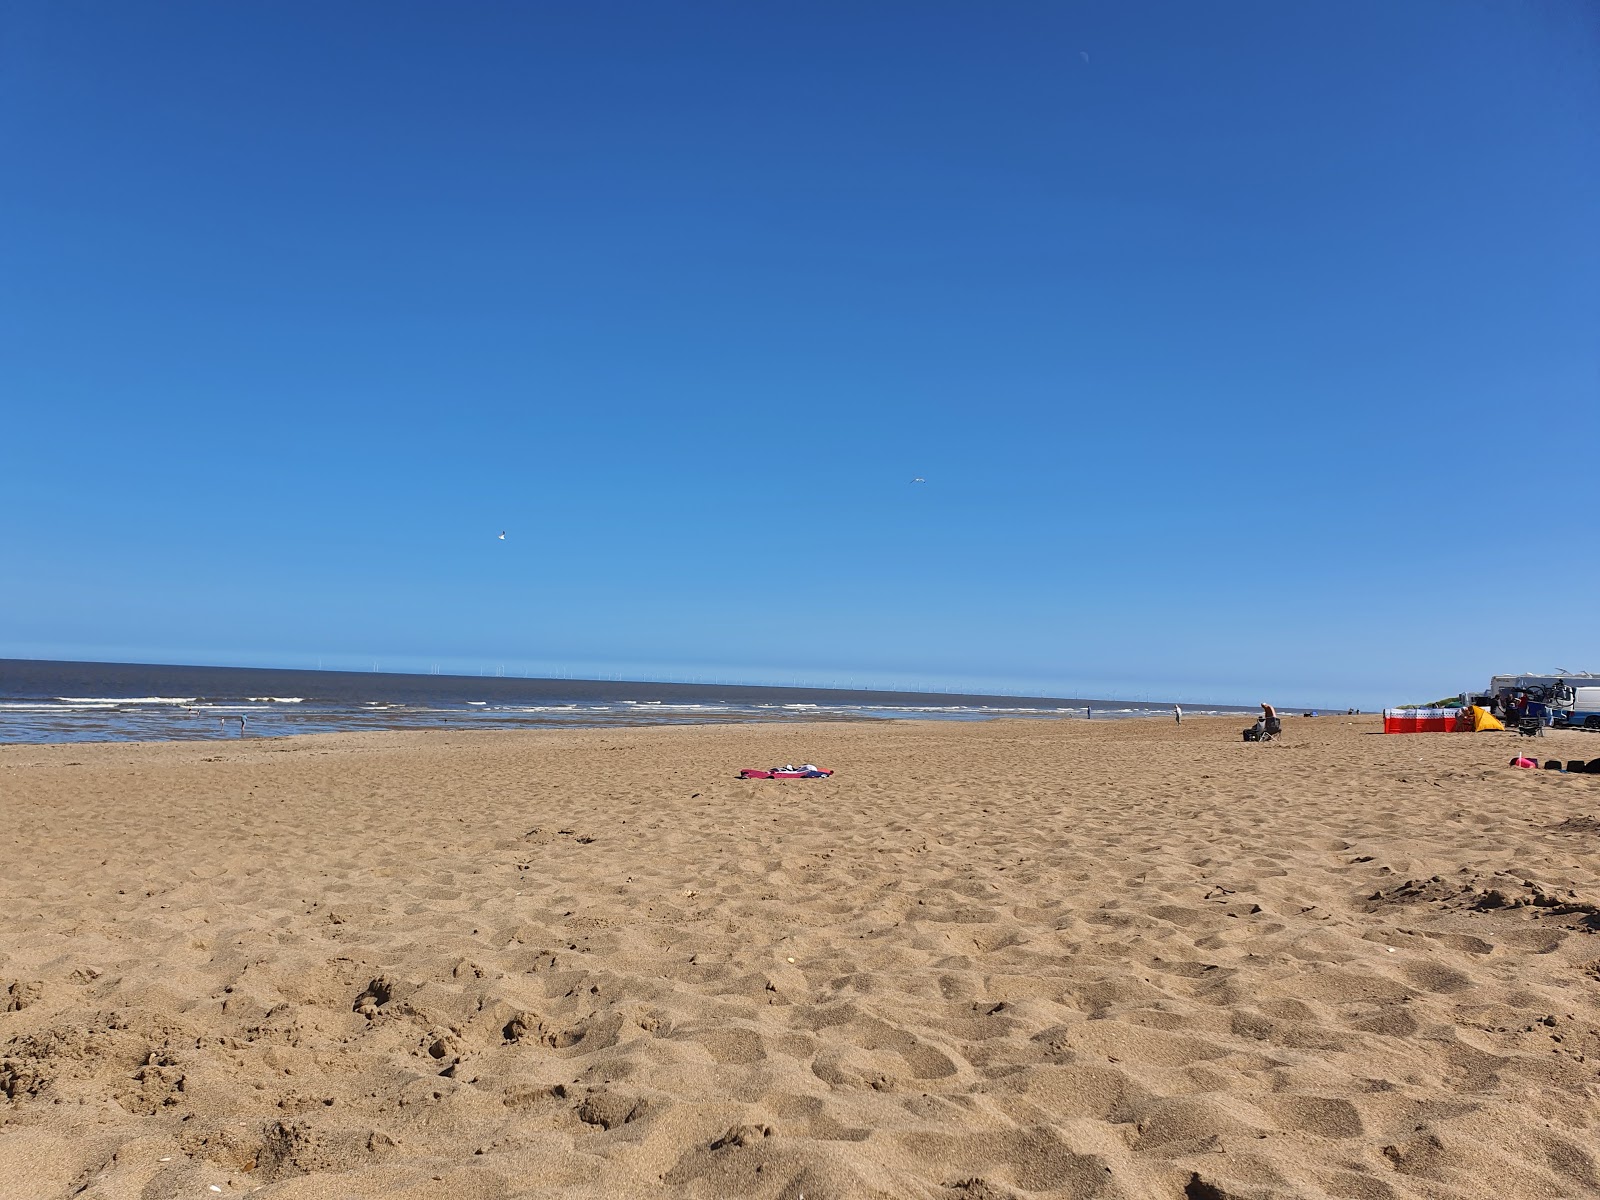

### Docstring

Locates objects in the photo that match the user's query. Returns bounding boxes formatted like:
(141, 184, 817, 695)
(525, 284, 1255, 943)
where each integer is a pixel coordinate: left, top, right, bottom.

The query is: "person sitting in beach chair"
(1242, 703, 1281, 742)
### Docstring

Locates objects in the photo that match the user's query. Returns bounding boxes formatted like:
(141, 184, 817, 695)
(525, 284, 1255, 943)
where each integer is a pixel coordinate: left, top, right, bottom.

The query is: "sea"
(0, 659, 1248, 745)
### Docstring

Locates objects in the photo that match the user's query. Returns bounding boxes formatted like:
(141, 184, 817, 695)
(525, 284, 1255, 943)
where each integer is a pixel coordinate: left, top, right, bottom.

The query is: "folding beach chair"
(1242, 716, 1282, 742)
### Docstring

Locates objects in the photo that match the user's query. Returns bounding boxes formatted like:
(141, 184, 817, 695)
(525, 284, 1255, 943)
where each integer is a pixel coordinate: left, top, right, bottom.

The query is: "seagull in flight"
(497, 531, 506, 540)
(910, 476, 926, 484)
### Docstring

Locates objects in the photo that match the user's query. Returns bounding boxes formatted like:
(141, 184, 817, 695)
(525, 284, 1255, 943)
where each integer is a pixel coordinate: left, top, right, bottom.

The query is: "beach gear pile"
(739, 764, 832, 779)
(1510, 757, 1599, 773)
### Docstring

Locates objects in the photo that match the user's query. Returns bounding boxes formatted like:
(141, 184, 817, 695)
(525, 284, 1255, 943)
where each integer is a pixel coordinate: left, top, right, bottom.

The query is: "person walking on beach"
(1173, 705, 1182, 725)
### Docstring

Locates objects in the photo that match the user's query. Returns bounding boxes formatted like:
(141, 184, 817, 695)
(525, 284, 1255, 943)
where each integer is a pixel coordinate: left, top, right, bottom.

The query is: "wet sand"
(2, 715, 1599, 1199)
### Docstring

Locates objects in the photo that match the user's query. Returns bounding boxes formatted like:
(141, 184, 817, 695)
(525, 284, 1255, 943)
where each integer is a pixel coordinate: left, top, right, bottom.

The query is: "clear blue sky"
(4, 1, 1596, 707)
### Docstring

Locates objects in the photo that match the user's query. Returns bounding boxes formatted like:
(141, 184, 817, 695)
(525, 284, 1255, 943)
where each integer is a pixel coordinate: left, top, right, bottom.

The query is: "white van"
(1566, 687, 1600, 730)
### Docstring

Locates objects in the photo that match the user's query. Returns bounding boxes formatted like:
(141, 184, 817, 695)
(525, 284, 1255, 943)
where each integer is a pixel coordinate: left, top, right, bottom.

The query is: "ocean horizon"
(0, 658, 1255, 745)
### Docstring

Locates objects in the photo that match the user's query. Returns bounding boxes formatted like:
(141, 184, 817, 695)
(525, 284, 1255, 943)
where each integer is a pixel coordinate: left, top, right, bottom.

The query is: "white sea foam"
(56, 696, 197, 705)
(2, 670, 1241, 748)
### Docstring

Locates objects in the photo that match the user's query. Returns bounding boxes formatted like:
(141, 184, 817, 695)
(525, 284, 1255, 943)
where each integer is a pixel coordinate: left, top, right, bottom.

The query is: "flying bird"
(497, 531, 506, 540)
(911, 477, 926, 484)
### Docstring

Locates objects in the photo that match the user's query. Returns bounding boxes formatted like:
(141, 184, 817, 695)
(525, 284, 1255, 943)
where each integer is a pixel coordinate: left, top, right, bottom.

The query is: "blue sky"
(3, 1, 1596, 707)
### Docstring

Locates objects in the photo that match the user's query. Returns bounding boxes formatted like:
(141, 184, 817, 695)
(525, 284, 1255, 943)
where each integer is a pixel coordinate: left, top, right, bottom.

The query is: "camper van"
(1566, 687, 1600, 730)
(1474, 673, 1600, 726)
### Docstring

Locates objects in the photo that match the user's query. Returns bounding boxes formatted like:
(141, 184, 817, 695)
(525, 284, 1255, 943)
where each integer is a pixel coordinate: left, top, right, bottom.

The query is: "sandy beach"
(2, 715, 1598, 1199)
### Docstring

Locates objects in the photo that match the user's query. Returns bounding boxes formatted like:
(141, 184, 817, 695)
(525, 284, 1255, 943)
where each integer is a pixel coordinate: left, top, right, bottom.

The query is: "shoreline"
(17, 710, 1156, 746)
(3, 715, 1597, 1197)
(0, 707, 1264, 750)
(0, 655, 1265, 748)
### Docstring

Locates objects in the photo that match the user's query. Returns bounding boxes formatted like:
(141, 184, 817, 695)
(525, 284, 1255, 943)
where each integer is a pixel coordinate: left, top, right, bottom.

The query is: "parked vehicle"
(1463, 673, 1600, 728)
(1565, 687, 1600, 730)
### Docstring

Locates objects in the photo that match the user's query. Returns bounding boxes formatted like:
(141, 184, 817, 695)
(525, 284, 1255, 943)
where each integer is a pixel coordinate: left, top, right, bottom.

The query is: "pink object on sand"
(1511, 757, 1538, 769)
(739, 768, 833, 779)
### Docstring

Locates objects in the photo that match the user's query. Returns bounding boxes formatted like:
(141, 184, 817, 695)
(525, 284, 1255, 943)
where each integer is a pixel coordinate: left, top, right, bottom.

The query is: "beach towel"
(739, 768, 833, 779)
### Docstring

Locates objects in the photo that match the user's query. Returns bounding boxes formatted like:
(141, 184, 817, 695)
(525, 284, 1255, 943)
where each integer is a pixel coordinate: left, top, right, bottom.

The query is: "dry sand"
(2, 715, 1599, 1199)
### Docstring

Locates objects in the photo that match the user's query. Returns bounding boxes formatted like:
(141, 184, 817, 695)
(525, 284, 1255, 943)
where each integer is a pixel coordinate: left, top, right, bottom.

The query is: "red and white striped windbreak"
(1382, 707, 1462, 734)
